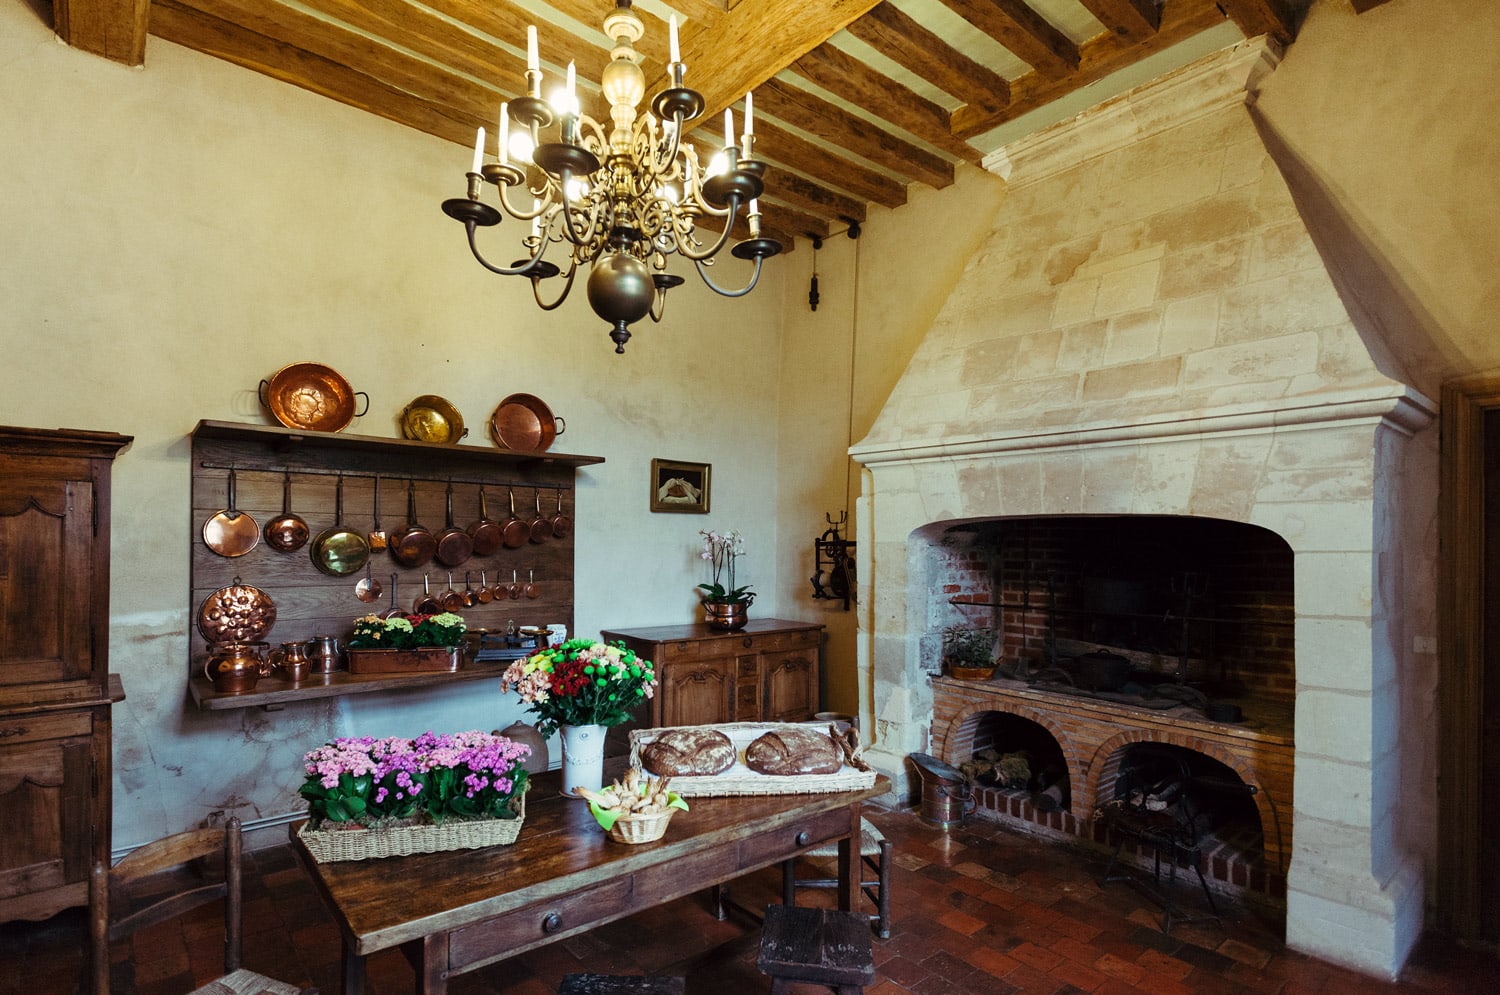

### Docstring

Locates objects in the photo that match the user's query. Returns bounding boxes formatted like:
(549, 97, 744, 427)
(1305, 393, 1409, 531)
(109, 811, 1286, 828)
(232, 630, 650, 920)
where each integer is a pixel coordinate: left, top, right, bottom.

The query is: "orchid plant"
(698, 528, 754, 606)
(298, 730, 530, 827)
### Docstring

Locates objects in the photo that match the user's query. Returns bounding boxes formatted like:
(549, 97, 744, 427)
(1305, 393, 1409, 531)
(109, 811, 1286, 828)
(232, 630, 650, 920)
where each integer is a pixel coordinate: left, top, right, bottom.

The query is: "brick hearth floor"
(3, 804, 1493, 994)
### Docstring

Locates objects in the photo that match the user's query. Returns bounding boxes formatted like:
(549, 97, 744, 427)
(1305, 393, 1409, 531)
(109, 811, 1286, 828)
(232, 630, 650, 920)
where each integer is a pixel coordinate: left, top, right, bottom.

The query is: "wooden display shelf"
(189, 662, 511, 711)
(192, 419, 605, 468)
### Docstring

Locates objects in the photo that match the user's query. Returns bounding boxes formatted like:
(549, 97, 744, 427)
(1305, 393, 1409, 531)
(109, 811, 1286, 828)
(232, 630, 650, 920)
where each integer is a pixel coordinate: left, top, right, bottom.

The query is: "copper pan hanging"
(390, 480, 437, 568)
(435, 481, 474, 568)
(501, 487, 527, 549)
(549, 488, 573, 539)
(202, 468, 260, 558)
(263, 471, 310, 553)
(528, 488, 552, 543)
(467, 486, 503, 556)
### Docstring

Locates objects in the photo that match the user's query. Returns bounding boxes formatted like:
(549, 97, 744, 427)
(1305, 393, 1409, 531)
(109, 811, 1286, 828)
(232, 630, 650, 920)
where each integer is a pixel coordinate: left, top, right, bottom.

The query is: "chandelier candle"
(440, 0, 781, 354)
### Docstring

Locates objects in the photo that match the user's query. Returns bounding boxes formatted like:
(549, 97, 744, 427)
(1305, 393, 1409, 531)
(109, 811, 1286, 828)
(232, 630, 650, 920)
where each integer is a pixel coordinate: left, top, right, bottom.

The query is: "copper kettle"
(204, 642, 269, 694)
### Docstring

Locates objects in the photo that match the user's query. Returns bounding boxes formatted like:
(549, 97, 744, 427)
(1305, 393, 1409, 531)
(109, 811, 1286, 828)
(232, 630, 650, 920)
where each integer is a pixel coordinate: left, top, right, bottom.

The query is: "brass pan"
(309, 474, 370, 577)
(400, 394, 467, 444)
(259, 362, 368, 433)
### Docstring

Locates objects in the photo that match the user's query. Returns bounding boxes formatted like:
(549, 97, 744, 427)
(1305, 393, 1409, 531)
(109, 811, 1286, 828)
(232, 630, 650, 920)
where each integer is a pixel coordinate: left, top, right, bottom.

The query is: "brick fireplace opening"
(925, 514, 1294, 905)
(848, 39, 1439, 977)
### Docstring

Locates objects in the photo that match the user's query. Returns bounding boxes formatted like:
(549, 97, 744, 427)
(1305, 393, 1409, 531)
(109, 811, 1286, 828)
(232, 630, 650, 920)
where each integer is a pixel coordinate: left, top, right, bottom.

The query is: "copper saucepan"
(435, 481, 474, 568)
(391, 480, 437, 568)
(202, 467, 260, 558)
(310, 474, 370, 577)
(475, 569, 494, 604)
(528, 489, 552, 543)
(501, 487, 527, 549)
(380, 575, 404, 620)
(549, 487, 573, 539)
(263, 471, 310, 553)
(467, 486, 503, 556)
(414, 573, 441, 615)
(441, 572, 466, 613)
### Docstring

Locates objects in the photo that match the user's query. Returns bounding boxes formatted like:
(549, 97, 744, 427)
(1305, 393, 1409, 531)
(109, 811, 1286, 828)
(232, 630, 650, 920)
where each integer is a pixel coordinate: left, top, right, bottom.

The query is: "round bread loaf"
(640, 728, 736, 776)
(744, 727, 842, 776)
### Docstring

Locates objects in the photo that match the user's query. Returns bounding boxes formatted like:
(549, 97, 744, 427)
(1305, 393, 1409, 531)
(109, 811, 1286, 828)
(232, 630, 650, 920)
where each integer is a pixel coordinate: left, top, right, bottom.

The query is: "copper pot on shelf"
(203, 642, 269, 694)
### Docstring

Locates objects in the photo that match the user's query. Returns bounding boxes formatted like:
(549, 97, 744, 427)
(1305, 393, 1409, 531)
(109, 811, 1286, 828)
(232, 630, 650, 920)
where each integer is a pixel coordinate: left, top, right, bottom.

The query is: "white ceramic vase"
(559, 723, 605, 796)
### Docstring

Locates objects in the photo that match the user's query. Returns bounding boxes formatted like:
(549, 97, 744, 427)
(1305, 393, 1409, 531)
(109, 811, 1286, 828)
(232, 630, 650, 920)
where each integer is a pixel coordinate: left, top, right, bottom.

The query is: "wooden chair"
(780, 816, 892, 938)
(90, 816, 316, 995)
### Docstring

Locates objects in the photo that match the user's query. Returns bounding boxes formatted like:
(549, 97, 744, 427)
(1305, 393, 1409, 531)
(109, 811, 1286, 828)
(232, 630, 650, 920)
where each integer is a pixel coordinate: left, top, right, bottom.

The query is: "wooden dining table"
(290, 769, 890, 994)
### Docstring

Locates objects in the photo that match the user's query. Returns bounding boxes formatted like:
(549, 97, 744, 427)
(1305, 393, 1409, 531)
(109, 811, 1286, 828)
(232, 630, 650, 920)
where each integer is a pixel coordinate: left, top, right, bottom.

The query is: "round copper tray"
(197, 581, 278, 645)
(261, 362, 365, 433)
(489, 393, 563, 453)
(400, 394, 467, 444)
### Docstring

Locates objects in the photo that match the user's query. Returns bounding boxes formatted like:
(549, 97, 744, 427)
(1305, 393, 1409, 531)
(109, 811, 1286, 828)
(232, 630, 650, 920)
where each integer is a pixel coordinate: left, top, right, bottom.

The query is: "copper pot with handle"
(467, 486, 503, 556)
(414, 573, 441, 615)
(528, 489, 552, 543)
(263, 471, 310, 553)
(202, 467, 260, 558)
(435, 482, 474, 567)
(501, 487, 527, 549)
(391, 480, 436, 568)
(549, 487, 573, 539)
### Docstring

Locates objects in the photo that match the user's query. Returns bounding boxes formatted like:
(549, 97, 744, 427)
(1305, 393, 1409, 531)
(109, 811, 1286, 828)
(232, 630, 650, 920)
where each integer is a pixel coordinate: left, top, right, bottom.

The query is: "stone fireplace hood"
(849, 38, 1438, 980)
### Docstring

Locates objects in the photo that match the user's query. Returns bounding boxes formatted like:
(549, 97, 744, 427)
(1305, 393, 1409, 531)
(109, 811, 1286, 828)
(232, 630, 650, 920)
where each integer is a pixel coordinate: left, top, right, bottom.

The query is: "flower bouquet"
(297, 730, 530, 862)
(346, 612, 467, 673)
(500, 638, 656, 793)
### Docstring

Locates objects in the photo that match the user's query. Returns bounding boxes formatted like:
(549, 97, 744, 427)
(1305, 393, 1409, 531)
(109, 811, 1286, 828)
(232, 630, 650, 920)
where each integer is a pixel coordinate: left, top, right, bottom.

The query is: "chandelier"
(441, 0, 781, 353)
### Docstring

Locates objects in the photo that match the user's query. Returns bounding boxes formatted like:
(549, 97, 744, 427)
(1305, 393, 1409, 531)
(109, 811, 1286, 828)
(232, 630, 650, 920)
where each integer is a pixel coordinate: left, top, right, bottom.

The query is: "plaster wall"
(0, 1, 791, 851)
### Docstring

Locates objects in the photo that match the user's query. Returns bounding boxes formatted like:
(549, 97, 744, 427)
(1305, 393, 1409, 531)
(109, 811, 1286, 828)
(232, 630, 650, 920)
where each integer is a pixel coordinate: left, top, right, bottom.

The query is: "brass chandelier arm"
(674, 201, 742, 261)
(529, 259, 580, 311)
(693, 253, 771, 298)
(459, 220, 555, 278)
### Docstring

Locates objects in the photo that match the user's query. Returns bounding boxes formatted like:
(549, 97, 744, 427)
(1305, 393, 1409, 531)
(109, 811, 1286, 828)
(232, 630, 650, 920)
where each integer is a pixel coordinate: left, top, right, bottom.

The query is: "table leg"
(418, 932, 450, 994)
(837, 803, 858, 912)
(341, 941, 366, 995)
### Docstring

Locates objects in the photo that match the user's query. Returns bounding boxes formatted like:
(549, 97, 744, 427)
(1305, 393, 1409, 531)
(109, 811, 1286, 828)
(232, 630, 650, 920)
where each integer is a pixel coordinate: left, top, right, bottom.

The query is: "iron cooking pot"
(1073, 650, 1133, 692)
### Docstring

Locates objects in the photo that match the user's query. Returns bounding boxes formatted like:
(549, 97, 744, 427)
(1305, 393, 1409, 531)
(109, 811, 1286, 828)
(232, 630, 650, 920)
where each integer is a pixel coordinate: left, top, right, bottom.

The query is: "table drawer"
(0, 711, 91, 747)
(448, 877, 633, 967)
(738, 808, 851, 870)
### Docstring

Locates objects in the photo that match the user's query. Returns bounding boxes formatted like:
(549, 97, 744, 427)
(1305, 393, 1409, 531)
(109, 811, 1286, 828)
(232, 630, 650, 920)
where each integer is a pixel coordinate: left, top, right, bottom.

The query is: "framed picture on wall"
(650, 459, 710, 513)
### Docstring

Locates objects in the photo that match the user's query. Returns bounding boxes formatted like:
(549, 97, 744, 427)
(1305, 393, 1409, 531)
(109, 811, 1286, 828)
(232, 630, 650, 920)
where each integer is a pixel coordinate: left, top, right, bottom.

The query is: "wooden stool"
(756, 904, 875, 995)
(558, 974, 685, 994)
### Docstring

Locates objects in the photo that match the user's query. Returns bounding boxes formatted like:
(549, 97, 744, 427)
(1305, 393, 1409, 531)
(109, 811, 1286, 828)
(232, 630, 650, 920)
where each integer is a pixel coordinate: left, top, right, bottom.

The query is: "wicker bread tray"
(297, 792, 525, 862)
(629, 722, 876, 797)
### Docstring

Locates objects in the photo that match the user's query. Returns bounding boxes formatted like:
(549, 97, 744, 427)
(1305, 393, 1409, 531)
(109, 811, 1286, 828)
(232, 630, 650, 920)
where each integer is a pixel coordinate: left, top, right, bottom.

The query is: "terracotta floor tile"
(6, 804, 1496, 995)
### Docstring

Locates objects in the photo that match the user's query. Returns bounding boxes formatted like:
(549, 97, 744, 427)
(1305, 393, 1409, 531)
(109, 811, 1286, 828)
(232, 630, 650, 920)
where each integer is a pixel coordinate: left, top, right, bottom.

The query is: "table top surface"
(291, 767, 888, 954)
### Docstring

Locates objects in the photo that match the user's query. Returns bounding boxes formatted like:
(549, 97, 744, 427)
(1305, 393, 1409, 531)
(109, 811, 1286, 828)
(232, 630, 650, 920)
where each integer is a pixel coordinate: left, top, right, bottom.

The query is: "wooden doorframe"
(1437, 375, 1499, 940)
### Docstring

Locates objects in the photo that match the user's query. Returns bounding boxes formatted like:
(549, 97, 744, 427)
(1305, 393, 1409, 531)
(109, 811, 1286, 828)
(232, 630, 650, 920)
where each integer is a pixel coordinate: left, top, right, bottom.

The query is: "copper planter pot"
(703, 602, 748, 631)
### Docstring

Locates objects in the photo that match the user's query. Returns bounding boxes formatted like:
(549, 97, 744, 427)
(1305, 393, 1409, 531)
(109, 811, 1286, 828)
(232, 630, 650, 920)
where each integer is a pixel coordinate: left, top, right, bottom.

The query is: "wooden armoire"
(0, 426, 130, 924)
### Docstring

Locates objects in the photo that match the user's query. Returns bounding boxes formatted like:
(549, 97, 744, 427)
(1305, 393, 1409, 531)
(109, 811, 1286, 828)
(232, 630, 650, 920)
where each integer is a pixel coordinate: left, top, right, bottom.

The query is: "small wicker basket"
(606, 808, 675, 844)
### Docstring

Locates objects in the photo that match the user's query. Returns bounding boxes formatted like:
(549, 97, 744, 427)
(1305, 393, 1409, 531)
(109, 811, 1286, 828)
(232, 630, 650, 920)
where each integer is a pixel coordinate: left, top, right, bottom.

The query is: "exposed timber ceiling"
(51, 0, 1326, 251)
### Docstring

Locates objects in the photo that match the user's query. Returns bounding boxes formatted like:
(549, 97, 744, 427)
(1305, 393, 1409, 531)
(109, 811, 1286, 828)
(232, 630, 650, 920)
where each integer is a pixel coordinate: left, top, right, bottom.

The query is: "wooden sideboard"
(0, 426, 131, 925)
(601, 619, 822, 727)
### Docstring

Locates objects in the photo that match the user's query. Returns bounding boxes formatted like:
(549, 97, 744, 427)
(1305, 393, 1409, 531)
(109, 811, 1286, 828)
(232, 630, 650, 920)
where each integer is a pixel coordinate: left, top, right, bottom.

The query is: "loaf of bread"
(744, 728, 843, 776)
(640, 728, 736, 776)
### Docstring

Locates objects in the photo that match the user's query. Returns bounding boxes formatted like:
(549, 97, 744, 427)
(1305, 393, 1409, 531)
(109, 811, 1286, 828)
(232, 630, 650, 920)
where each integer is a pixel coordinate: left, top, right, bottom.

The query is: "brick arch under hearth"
(1088, 729, 1291, 875)
(932, 702, 1089, 816)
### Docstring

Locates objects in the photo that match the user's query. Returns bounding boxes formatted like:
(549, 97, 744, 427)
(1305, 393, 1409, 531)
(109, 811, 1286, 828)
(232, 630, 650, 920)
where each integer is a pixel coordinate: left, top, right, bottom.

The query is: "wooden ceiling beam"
(758, 78, 954, 190)
(760, 169, 866, 224)
(951, 0, 1226, 139)
(1214, 0, 1297, 45)
(1076, 0, 1161, 42)
(844, 2, 1010, 112)
(1351, 0, 1395, 11)
(53, 0, 150, 66)
(647, 0, 884, 126)
(694, 212, 801, 254)
(169, 0, 506, 122)
(423, 0, 616, 89)
(749, 120, 909, 209)
(791, 44, 980, 163)
(934, 0, 1080, 80)
(150, 0, 481, 145)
